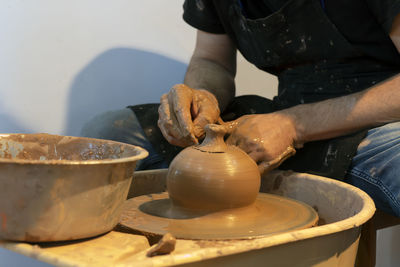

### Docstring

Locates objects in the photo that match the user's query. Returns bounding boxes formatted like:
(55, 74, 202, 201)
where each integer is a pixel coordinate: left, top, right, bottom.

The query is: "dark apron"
(130, 0, 400, 179)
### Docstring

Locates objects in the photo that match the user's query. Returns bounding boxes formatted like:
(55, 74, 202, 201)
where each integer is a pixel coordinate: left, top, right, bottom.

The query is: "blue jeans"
(345, 122, 400, 217)
(81, 108, 400, 217)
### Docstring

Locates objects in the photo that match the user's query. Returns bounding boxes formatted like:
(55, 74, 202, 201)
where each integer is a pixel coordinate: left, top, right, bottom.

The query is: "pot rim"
(0, 133, 149, 165)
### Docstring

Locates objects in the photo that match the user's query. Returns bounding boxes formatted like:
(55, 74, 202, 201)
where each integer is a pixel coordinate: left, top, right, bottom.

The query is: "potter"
(83, 0, 400, 240)
(149, 1, 400, 220)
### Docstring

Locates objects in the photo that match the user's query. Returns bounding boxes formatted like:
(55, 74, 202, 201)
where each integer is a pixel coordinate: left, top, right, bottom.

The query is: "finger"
(223, 116, 247, 135)
(258, 146, 296, 174)
(192, 91, 220, 136)
(158, 94, 169, 121)
(158, 95, 181, 140)
(169, 103, 199, 145)
(226, 134, 259, 155)
(158, 96, 195, 146)
(158, 118, 194, 147)
(191, 93, 200, 118)
(157, 121, 177, 145)
(217, 117, 225, 125)
(169, 85, 197, 142)
(192, 112, 215, 138)
(222, 120, 239, 135)
(248, 150, 265, 164)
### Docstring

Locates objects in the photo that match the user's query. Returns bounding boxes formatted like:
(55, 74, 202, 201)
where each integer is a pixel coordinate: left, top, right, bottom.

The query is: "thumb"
(193, 113, 219, 138)
(258, 146, 296, 174)
(223, 117, 244, 135)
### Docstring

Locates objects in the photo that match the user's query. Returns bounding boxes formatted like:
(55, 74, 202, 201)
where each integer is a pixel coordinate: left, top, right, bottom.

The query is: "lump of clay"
(167, 124, 260, 211)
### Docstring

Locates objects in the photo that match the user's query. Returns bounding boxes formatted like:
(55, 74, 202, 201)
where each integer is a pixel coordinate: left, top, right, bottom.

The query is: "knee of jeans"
(346, 168, 400, 217)
(355, 122, 400, 155)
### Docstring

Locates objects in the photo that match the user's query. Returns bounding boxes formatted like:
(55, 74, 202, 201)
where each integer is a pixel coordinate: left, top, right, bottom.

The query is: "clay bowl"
(0, 133, 148, 242)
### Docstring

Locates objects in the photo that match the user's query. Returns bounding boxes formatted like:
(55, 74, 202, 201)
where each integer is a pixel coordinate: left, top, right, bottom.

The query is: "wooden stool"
(356, 210, 400, 267)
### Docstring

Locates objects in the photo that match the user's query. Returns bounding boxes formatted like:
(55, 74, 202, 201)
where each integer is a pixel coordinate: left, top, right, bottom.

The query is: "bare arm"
(284, 15, 400, 146)
(158, 30, 237, 146)
(227, 15, 400, 173)
(228, 72, 400, 173)
(184, 30, 237, 111)
(284, 75, 400, 145)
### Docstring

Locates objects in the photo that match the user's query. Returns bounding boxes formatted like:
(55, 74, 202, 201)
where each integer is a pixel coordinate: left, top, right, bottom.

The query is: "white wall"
(0, 0, 195, 136)
(0, 0, 398, 266)
(0, 0, 275, 137)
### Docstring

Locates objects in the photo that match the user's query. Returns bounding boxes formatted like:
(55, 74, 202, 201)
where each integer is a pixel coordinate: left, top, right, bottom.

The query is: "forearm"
(283, 74, 400, 146)
(184, 56, 235, 111)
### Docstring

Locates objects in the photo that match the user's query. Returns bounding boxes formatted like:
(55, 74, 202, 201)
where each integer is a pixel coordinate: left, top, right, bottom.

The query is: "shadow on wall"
(64, 48, 187, 136)
(0, 114, 31, 134)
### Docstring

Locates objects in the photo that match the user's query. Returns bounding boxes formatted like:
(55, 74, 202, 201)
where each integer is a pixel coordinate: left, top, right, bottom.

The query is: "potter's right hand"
(225, 113, 298, 174)
(158, 84, 220, 147)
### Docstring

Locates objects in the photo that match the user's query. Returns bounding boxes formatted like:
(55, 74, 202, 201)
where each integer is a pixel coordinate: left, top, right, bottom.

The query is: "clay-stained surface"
(119, 192, 318, 240)
(0, 231, 149, 267)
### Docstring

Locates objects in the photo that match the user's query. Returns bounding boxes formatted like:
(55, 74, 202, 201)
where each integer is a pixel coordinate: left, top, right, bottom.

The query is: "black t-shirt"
(183, 0, 400, 67)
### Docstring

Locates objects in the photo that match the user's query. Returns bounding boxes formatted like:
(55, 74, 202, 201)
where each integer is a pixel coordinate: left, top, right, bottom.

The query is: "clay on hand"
(225, 113, 298, 174)
(158, 84, 220, 147)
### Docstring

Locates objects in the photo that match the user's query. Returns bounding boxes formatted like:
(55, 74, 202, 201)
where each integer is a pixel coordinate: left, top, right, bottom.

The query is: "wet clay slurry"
(122, 124, 318, 240)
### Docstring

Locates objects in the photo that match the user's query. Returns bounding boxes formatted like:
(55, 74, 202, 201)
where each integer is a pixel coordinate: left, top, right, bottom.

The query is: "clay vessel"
(167, 124, 260, 211)
(0, 133, 148, 242)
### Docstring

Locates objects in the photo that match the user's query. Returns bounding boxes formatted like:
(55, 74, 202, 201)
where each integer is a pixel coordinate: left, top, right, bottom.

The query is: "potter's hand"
(225, 113, 299, 174)
(158, 84, 220, 147)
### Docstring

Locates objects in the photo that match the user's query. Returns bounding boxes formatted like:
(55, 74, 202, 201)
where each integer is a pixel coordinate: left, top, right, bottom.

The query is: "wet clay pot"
(167, 124, 261, 211)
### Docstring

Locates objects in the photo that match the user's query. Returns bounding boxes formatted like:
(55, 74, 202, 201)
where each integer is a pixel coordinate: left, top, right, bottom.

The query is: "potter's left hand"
(225, 113, 299, 174)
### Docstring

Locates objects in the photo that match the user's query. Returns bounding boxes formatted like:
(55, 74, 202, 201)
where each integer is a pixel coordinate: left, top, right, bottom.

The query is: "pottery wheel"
(119, 192, 318, 240)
